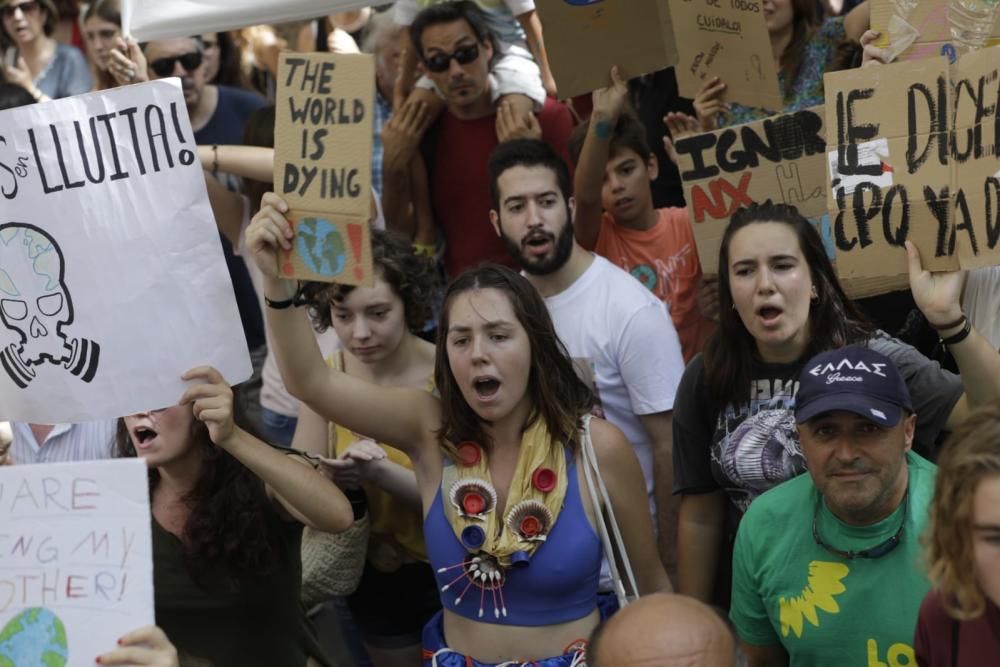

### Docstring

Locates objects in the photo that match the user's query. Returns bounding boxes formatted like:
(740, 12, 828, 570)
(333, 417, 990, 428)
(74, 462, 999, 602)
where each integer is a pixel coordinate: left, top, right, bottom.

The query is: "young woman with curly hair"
(293, 230, 442, 667)
(915, 404, 1000, 666)
(116, 366, 353, 667)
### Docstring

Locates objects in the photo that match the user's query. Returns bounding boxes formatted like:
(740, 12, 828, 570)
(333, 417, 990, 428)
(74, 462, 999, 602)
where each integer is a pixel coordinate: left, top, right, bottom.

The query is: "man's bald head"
(589, 594, 738, 666)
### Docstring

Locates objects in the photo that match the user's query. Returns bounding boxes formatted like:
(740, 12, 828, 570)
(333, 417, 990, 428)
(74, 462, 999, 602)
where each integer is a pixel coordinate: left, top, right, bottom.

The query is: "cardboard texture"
(274, 52, 375, 285)
(278, 210, 374, 284)
(675, 107, 828, 276)
(872, 0, 1000, 63)
(824, 49, 1000, 288)
(670, 0, 782, 110)
(535, 0, 677, 100)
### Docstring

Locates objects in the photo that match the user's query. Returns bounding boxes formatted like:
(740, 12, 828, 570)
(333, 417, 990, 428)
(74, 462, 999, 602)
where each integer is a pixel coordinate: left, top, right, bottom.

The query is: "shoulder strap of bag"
(579, 414, 639, 608)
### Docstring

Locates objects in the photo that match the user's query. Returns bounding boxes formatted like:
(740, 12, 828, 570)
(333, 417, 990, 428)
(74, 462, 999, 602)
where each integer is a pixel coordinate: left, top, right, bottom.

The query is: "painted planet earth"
(295, 218, 347, 277)
(0, 608, 68, 667)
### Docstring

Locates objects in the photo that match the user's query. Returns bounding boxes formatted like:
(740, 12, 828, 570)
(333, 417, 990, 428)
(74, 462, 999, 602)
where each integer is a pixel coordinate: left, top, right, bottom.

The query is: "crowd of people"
(2, 0, 1000, 666)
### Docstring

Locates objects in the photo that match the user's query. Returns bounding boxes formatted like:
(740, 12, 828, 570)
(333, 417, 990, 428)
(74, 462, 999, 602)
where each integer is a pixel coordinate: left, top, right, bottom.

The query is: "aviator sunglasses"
(149, 51, 203, 77)
(422, 43, 480, 73)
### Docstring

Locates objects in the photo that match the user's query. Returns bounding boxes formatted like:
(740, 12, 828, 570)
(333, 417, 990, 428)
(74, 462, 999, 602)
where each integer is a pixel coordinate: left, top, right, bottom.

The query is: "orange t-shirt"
(594, 207, 715, 362)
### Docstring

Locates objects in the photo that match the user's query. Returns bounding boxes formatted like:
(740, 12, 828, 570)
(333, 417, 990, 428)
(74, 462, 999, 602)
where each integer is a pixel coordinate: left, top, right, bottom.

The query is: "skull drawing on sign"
(0, 223, 100, 388)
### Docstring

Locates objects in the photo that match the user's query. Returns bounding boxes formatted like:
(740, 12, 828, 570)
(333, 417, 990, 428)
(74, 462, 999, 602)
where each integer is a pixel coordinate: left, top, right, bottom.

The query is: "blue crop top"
(424, 449, 602, 626)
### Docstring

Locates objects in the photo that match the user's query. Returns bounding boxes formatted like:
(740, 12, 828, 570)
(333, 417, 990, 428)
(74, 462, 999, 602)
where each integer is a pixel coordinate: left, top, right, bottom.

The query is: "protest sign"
(871, 0, 1000, 63)
(0, 80, 251, 423)
(123, 0, 370, 42)
(535, 0, 677, 100)
(0, 458, 153, 665)
(670, 0, 782, 110)
(674, 107, 828, 274)
(273, 52, 375, 286)
(824, 49, 1000, 285)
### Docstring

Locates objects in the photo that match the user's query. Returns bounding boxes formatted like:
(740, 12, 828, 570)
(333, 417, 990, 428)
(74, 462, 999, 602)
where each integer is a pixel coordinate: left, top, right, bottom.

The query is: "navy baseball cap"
(795, 345, 913, 426)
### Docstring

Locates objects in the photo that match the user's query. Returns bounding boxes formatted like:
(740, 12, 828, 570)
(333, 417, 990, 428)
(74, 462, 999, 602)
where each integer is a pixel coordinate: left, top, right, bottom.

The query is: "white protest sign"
(0, 458, 153, 665)
(0, 80, 251, 423)
(123, 0, 372, 42)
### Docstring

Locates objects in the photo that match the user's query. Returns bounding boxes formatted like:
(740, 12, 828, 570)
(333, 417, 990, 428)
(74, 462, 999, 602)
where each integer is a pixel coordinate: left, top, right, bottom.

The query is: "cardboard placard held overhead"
(824, 49, 1000, 286)
(671, 0, 782, 111)
(535, 0, 677, 100)
(674, 107, 828, 275)
(274, 52, 375, 285)
(0, 459, 153, 665)
(871, 0, 1000, 63)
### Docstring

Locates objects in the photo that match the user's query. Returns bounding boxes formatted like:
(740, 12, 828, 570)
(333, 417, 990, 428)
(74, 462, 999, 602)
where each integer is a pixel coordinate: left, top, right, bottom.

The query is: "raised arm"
(382, 96, 432, 238)
(180, 366, 353, 533)
(906, 241, 1000, 429)
(245, 192, 441, 456)
(591, 417, 672, 595)
(573, 66, 629, 251)
(197, 145, 275, 182)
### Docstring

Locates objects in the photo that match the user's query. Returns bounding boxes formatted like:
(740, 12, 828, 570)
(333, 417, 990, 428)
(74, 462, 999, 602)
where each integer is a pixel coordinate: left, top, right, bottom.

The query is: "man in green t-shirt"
(731, 345, 935, 666)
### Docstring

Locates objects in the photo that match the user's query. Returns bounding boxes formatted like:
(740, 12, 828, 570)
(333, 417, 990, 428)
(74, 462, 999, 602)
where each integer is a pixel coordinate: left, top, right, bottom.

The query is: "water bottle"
(949, 0, 1000, 52)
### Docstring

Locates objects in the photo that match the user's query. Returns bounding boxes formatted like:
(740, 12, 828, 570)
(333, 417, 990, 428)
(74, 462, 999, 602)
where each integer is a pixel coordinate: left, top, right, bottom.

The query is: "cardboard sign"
(824, 49, 1000, 285)
(536, 0, 677, 100)
(872, 0, 1000, 63)
(671, 0, 782, 110)
(675, 107, 828, 274)
(0, 80, 251, 424)
(274, 52, 375, 285)
(0, 459, 153, 665)
(123, 0, 372, 41)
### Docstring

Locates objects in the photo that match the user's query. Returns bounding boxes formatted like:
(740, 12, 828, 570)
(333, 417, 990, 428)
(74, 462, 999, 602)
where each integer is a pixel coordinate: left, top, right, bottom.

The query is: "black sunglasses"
(423, 43, 480, 73)
(1, 0, 40, 19)
(812, 491, 907, 559)
(149, 51, 203, 78)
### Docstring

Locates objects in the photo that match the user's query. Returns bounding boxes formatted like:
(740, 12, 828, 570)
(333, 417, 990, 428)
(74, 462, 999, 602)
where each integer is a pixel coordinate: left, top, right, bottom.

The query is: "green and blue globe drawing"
(0, 608, 68, 667)
(296, 218, 347, 277)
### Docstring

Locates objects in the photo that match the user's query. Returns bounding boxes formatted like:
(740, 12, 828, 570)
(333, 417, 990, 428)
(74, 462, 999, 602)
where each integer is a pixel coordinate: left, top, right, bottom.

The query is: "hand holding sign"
(96, 626, 179, 667)
(905, 240, 966, 328)
(693, 77, 729, 132)
(591, 66, 630, 122)
(246, 192, 295, 279)
(180, 366, 237, 447)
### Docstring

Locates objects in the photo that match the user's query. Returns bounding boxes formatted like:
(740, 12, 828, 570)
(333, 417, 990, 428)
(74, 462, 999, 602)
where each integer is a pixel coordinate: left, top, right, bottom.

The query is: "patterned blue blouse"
(721, 16, 846, 127)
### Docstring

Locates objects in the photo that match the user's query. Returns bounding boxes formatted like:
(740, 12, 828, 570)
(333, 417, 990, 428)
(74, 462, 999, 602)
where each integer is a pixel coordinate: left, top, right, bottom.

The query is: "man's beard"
(501, 217, 575, 276)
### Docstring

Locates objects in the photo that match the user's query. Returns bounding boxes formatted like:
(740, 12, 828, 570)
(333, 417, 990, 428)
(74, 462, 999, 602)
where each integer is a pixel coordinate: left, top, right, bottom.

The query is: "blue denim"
(260, 408, 297, 448)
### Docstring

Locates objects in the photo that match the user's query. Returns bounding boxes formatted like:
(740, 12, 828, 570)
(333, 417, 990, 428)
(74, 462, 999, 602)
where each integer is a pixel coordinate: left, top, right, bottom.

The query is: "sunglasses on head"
(1, 0, 40, 20)
(149, 51, 203, 77)
(422, 43, 480, 73)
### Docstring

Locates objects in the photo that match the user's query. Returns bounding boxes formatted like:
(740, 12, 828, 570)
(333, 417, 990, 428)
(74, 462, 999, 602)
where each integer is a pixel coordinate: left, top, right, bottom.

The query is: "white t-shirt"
(543, 255, 684, 510)
(964, 266, 1000, 351)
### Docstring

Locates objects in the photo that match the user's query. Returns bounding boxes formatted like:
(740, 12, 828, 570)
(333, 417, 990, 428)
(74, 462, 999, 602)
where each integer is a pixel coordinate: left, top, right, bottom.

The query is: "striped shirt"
(10, 420, 117, 465)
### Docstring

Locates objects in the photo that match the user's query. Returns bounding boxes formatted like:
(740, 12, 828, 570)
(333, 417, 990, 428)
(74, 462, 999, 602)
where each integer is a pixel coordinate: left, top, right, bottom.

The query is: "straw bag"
(300, 510, 369, 607)
(579, 415, 639, 609)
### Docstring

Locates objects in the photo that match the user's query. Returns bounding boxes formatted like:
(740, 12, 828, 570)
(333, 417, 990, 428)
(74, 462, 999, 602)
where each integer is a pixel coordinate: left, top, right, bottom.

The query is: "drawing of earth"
(296, 218, 347, 277)
(0, 608, 68, 667)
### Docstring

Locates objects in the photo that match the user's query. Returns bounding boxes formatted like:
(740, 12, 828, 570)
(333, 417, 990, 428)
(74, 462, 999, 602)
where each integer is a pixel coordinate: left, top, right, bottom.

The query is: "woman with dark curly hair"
(293, 229, 441, 667)
(116, 366, 353, 666)
(915, 404, 1000, 666)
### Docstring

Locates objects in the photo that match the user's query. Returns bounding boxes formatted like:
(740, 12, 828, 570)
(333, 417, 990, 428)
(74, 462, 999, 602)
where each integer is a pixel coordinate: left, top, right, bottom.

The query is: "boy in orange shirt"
(569, 67, 715, 362)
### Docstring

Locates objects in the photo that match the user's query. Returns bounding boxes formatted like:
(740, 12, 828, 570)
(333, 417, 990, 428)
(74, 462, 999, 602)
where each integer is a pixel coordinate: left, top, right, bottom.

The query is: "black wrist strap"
(265, 295, 296, 309)
(940, 318, 972, 347)
(931, 314, 967, 331)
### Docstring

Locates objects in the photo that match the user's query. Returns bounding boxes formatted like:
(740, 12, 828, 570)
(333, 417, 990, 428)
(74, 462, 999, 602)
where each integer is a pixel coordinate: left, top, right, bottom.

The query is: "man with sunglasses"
(730, 345, 935, 667)
(382, 1, 572, 280)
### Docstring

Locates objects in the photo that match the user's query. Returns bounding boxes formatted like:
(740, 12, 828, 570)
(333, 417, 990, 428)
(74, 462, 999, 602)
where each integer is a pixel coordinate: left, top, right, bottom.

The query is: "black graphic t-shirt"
(672, 333, 963, 514)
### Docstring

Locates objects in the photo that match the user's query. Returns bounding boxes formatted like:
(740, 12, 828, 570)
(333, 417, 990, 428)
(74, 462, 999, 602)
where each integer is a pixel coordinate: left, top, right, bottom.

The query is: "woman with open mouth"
(248, 192, 670, 667)
(117, 365, 353, 667)
(671, 200, 1000, 606)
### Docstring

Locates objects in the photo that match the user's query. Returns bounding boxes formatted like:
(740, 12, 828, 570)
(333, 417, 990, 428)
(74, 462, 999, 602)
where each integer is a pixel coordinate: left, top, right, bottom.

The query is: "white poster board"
(123, 0, 373, 42)
(0, 458, 153, 664)
(0, 80, 251, 423)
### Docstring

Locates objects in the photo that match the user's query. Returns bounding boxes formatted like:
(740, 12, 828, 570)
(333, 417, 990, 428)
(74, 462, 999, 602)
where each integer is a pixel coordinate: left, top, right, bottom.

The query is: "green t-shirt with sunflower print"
(730, 451, 935, 666)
